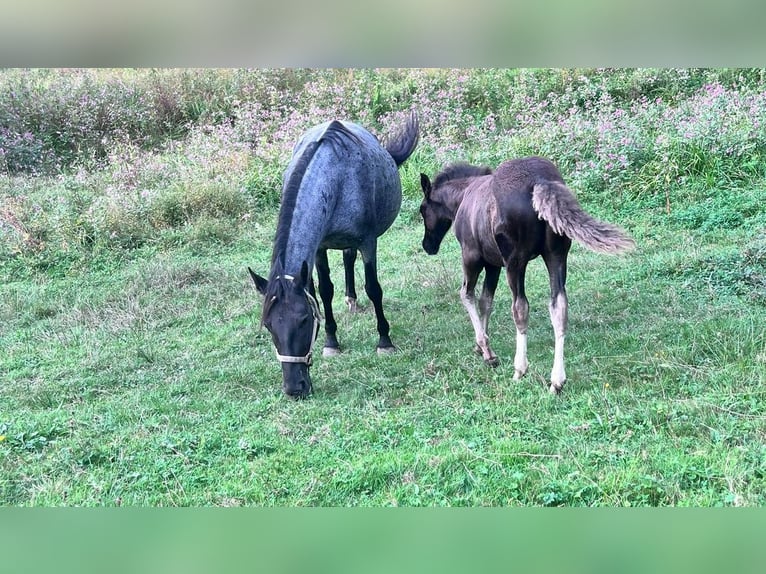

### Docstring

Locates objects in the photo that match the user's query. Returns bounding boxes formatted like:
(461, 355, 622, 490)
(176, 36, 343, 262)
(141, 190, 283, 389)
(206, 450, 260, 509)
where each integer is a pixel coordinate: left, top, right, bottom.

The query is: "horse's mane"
(433, 162, 492, 189)
(272, 140, 321, 270)
(272, 121, 362, 270)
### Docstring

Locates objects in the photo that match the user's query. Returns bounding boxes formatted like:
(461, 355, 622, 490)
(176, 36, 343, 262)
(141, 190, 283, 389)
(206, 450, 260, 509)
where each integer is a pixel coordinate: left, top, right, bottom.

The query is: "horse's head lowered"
(249, 261, 321, 399)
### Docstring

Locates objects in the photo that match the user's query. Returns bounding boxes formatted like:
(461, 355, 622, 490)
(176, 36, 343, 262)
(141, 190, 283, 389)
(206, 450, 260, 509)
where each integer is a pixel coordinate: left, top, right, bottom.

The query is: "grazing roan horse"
(249, 113, 419, 398)
(419, 156, 634, 394)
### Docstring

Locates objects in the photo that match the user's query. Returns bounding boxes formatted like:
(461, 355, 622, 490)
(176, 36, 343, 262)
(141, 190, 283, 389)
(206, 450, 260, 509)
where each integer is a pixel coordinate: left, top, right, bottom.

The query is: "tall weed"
(3, 68, 766, 271)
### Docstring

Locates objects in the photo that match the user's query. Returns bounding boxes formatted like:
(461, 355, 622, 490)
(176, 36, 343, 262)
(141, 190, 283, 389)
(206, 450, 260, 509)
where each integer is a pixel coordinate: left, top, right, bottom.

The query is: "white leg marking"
(461, 285, 497, 366)
(514, 330, 528, 380)
(548, 292, 568, 393)
(512, 296, 529, 380)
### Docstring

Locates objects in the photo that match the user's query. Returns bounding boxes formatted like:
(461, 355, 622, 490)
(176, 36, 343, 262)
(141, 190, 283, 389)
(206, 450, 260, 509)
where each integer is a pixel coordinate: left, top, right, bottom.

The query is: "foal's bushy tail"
(532, 182, 635, 254)
(383, 111, 420, 167)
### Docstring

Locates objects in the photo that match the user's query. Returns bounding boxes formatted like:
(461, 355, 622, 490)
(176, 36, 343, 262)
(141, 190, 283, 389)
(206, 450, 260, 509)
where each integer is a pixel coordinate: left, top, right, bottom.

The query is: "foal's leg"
(342, 248, 359, 313)
(461, 259, 499, 367)
(505, 261, 530, 381)
(359, 241, 395, 353)
(542, 249, 569, 394)
(479, 264, 501, 335)
(495, 233, 530, 380)
(315, 248, 341, 356)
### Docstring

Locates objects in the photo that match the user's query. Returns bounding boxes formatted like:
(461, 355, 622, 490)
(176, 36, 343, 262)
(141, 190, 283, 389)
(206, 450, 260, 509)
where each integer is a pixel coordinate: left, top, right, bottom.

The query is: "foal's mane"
(272, 121, 362, 271)
(433, 162, 492, 189)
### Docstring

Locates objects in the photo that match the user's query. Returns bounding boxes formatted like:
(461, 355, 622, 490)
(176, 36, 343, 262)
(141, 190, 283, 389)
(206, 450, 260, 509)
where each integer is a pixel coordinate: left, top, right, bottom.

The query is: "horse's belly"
(319, 231, 364, 250)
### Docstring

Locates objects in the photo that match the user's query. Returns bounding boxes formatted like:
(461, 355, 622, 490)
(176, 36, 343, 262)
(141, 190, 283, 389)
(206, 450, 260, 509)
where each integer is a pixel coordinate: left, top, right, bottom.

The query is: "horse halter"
(272, 274, 322, 366)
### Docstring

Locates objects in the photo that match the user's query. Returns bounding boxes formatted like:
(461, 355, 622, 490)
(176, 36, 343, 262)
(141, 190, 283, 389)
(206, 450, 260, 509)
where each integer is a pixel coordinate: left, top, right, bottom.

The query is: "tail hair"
(383, 110, 419, 166)
(532, 182, 635, 254)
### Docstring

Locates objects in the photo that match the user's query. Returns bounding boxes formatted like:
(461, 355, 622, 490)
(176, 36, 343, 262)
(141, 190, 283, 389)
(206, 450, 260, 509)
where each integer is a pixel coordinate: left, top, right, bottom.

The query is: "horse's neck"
(276, 191, 334, 276)
(444, 182, 472, 217)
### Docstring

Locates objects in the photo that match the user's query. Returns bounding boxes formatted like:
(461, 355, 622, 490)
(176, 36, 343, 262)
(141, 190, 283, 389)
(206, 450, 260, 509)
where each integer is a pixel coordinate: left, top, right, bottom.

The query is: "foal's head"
(249, 261, 320, 399)
(418, 173, 453, 255)
(419, 164, 492, 255)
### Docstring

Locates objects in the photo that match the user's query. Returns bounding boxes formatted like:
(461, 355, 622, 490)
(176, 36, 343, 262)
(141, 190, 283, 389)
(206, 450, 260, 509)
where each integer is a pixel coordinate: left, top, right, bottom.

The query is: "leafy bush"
(3, 68, 766, 277)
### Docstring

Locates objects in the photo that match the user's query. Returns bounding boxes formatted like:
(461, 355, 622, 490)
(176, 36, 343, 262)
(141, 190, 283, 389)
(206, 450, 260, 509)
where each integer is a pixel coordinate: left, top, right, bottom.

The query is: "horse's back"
(490, 156, 561, 214)
(288, 120, 403, 245)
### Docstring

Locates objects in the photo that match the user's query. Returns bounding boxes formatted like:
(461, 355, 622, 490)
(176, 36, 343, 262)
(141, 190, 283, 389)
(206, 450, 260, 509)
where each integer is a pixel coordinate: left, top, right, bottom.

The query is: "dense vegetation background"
(2, 68, 765, 506)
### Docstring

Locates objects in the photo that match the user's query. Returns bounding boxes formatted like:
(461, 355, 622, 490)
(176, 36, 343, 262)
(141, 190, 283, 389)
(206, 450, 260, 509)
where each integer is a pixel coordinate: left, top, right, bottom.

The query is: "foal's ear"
(420, 173, 432, 198)
(248, 267, 269, 296)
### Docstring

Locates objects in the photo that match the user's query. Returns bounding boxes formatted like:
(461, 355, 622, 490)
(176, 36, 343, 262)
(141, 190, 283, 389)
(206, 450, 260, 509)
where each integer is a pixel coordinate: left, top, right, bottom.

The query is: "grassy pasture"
(1, 68, 765, 506)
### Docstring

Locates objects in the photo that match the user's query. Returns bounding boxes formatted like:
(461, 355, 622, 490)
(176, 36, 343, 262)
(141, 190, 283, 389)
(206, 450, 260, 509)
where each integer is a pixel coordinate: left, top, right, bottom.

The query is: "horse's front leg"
(359, 242, 395, 353)
(478, 264, 501, 340)
(461, 259, 498, 367)
(315, 249, 341, 356)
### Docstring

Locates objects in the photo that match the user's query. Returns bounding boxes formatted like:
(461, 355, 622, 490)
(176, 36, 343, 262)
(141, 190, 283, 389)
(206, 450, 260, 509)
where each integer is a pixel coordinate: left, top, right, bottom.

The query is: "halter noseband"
(272, 274, 322, 366)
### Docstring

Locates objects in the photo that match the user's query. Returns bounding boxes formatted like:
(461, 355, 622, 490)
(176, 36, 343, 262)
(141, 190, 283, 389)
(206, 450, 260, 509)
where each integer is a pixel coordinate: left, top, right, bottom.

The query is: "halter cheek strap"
(272, 274, 322, 366)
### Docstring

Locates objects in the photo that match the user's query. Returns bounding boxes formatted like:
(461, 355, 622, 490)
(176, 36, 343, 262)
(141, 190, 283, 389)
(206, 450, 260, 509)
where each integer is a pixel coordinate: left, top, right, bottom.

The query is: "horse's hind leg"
(461, 259, 499, 367)
(342, 248, 359, 313)
(359, 242, 395, 353)
(542, 246, 569, 394)
(316, 248, 341, 356)
(505, 261, 530, 381)
(495, 232, 530, 380)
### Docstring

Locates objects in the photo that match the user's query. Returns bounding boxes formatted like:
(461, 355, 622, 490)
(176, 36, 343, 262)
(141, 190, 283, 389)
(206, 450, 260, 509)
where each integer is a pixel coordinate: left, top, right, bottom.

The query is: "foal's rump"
(489, 156, 635, 255)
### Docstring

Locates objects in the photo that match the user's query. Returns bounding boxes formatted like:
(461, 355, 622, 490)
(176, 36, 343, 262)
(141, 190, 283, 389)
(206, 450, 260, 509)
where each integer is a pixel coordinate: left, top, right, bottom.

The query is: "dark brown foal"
(419, 156, 634, 394)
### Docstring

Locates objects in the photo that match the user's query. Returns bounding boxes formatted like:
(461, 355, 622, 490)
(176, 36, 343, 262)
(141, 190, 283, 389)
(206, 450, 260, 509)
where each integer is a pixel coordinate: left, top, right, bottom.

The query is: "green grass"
(2, 68, 766, 506)
(2, 192, 765, 506)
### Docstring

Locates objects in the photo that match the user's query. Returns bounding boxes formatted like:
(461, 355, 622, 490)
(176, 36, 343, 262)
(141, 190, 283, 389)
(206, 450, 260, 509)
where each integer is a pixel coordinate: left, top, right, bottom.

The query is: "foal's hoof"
(323, 346, 341, 357)
(548, 382, 564, 395)
(484, 356, 500, 368)
(376, 345, 396, 355)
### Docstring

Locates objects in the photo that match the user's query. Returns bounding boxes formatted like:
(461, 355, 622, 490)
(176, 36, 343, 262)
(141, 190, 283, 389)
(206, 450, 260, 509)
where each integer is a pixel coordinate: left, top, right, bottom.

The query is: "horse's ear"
(420, 173, 432, 198)
(248, 267, 269, 296)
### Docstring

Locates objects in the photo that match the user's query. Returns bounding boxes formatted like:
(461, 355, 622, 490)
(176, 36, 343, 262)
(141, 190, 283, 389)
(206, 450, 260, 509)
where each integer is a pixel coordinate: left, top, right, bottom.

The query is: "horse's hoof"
(376, 345, 396, 355)
(549, 382, 564, 395)
(484, 356, 500, 368)
(323, 346, 341, 357)
(513, 368, 527, 380)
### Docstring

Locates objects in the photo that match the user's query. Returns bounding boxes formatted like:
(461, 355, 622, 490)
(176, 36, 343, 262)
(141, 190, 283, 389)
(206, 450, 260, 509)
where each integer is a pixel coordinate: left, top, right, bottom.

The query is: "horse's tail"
(532, 181, 635, 254)
(383, 111, 420, 167)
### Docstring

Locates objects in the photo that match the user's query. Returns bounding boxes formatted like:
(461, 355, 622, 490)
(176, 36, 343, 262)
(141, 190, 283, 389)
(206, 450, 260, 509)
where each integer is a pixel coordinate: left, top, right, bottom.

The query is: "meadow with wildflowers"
(1, 68, 765, 506)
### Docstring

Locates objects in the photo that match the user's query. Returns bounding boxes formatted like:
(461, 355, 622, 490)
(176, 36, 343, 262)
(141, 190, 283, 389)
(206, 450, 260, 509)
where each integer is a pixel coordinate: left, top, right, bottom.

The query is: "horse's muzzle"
(282, 366, 313, 399)
(422, 238, 440, 255)
(283, 381, 312, 399)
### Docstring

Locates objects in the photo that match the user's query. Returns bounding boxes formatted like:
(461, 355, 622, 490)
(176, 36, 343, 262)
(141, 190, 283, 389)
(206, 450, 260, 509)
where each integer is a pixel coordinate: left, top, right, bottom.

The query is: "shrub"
(4, 67, 766, 269)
